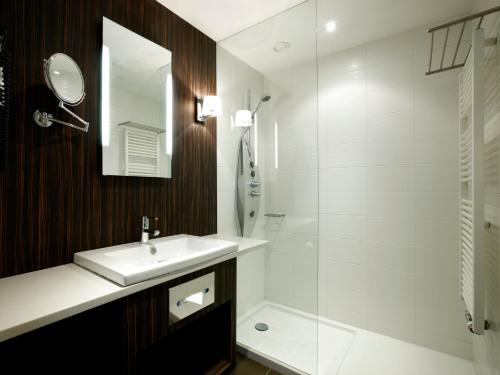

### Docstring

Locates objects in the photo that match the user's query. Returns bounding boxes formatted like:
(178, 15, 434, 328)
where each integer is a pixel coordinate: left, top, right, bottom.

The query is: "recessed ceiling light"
(325, 21, 337, 33)
(53, 70, 61, 75)
(273, 41, 291, 53)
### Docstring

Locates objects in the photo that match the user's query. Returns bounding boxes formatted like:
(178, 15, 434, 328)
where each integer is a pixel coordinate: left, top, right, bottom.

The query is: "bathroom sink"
(74, 235, 238, 286)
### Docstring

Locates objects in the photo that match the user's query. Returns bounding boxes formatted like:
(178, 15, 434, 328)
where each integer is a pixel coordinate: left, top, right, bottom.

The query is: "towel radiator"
(459, 28, 488, 335)
(125, 128, 160, 177)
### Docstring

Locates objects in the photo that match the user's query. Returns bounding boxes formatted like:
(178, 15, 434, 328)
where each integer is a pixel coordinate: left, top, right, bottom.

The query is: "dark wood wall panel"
(0, 0, 217, 277)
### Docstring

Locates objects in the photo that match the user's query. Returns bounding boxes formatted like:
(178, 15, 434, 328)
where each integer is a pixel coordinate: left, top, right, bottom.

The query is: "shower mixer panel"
(236, 138, 260, 237)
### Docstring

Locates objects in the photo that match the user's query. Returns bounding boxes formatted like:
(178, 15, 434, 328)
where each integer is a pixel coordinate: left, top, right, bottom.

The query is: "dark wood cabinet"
(127, 259, 237, 374)
(0, 259, 236, 375)
(0, 297, 128, 374)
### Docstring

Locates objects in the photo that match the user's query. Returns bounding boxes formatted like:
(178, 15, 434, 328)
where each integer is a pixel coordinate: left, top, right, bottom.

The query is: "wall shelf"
(426, 6, 500, 75)
(118, 121, 165, 134)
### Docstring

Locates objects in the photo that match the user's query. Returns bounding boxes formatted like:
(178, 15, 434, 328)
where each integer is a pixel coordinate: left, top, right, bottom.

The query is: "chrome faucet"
(141, 216, 160, 244)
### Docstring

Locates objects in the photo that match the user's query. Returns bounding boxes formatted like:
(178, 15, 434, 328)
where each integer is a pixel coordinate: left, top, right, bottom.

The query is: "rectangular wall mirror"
(101, 17, 173, 178)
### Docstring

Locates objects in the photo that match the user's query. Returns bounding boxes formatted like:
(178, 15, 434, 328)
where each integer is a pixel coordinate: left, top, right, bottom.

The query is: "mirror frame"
(44, 53, 85, 106)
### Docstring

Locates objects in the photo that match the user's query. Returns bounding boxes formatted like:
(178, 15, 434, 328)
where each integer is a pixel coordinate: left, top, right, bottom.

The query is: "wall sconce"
(195, 95, 221, 123)
(234, 110, 253, 128)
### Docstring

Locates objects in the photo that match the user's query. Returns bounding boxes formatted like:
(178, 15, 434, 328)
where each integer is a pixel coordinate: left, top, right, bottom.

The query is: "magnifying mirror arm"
(33, 101, 89, 132)
(58, 101, 89, 131)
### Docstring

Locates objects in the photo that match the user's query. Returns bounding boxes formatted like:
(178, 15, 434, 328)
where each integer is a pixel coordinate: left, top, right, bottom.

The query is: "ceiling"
(316, 0, 475, 54)
(223, 0, 475, 74)
(157, 0, 306, 41)
(219, 1, 316, 74)
(159, 0, 476, 75)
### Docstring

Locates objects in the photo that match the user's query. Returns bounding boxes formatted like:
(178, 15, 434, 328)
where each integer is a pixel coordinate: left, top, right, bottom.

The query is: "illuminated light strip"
(166, 72, 173, 155)
(101, 45, 110, 146)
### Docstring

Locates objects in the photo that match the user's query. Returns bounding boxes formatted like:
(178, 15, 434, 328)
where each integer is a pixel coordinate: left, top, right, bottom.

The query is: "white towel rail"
(459, 28, 487, 335)
(125, 128, 160, 177)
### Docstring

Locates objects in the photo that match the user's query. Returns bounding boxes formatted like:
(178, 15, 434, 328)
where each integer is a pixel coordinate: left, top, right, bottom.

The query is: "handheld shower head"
(251, 94, 271, 118)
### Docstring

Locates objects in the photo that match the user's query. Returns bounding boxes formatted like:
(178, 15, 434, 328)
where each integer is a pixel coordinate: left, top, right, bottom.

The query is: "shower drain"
(255, 322, 269, 331)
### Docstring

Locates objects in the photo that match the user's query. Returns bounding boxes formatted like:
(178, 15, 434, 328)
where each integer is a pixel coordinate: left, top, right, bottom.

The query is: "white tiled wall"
(216, 46, 267, 318)
(216, 46, 267, 237)
(261, 59, 319, 314)
(217, 43, 320, 317)
(315, 27, 472, 359)
(218, 18, 482, 361)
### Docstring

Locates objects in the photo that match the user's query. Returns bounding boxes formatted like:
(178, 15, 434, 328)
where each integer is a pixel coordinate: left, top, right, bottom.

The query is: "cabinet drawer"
(169, 272, 215, 324)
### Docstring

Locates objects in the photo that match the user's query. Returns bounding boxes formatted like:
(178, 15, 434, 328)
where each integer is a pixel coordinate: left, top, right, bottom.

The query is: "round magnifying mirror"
(44, 53, 85, 105)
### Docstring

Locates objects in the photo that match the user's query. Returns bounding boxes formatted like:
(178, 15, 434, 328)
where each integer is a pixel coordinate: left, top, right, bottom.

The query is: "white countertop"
(205, 234, 267, 256)
(0, 235, 267, 343)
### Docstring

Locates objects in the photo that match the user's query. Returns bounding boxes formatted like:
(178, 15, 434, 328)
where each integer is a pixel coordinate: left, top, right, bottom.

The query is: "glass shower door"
(217, 1, 319, 373)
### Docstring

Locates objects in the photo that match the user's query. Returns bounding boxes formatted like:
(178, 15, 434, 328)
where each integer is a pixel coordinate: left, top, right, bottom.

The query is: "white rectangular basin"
(73, 234, 238, 286)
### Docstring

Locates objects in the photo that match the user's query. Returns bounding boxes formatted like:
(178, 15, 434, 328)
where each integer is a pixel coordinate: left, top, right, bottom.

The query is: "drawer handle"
(176, 288, 210, 307)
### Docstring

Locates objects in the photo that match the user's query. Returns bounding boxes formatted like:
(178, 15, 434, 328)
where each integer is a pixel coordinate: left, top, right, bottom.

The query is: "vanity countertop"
(0, 235, 267, 343)
(205, 234, 267, 255)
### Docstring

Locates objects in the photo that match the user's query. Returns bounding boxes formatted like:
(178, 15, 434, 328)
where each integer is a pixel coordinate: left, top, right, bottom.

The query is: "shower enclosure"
(217, 1, 497, 374)
(218, 2, 320, 373)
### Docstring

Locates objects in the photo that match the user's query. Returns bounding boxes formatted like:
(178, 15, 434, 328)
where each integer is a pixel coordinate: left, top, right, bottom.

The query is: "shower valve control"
(250, 191, 260, 197)
(250, 161, 255, 168)
(250, 181, 260, 188)
(251, 170, 255, 177)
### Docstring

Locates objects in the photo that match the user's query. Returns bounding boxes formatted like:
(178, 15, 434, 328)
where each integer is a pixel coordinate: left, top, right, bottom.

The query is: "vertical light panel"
(101, 45, 110, 146)
(274, 121, 278, 169)
(166, 72, 173, 156)
(254, 114, 258, 166)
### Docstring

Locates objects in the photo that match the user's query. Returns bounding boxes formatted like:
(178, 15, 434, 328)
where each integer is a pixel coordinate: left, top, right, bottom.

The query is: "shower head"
(251, 94, 271, 118)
